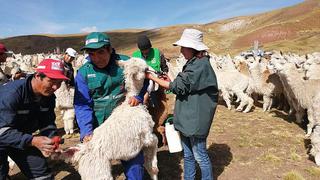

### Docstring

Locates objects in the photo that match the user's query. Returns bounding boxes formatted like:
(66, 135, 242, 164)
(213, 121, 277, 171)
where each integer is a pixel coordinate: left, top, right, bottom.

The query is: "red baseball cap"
(0, 43, 8, 54)
(35, 59, 69, 80)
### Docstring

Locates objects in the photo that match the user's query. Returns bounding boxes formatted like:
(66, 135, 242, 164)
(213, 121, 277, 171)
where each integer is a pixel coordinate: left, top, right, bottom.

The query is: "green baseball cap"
(81, 32, 111, 50)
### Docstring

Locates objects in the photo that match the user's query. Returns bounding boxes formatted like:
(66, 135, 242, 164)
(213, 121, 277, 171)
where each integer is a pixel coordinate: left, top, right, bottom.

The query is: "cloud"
(80, 26, 98, 33)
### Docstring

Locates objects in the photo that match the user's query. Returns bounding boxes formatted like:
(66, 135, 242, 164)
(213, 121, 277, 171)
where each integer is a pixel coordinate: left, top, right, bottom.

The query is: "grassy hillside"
(0, 0, 319, 58)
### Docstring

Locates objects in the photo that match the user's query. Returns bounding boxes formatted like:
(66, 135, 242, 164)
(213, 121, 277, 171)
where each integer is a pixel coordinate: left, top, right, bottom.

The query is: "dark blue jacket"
(0, 75, 57, 150)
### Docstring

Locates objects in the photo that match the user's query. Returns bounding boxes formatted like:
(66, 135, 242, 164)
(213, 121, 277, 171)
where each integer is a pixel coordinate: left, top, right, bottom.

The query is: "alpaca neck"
(282, 68, 309, 107)
(124, 82, 143, 102)
(250, 65, 263, 82)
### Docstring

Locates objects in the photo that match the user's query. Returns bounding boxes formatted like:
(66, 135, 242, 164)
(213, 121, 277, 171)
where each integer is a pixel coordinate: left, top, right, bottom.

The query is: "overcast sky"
(0, 0, 304, 38)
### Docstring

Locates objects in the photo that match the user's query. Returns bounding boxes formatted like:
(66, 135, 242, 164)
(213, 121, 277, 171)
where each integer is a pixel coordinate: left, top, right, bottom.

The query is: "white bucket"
(165, 123, 183, 153)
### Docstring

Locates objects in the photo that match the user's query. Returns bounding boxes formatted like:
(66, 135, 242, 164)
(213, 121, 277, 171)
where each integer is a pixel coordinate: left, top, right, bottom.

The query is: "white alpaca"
(209, 55, 253, 113)
(269, 54, 305, 122)
(54, 81, 75, 135)
(0, 68, 8, 85)
(246, 57, 283, 112)
(60, 58, 158, 180)
(309, 92, 320, 166)
(274, 62, 320, 136)
(304, 54, 320, 80)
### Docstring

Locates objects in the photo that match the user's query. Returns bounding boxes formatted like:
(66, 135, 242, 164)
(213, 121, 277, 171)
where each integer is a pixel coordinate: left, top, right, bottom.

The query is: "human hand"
(83, 134, 93, 143)
(128, 96, 140, 106)
(31, 136, 55, 157)
(145, 72, 155, 80)
(159, 74, 170, 82)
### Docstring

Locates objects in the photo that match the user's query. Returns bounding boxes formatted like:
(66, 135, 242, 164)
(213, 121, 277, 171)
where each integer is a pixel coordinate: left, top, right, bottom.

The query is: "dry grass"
(260, 152, 282, 164)
(305, 167, 320, 177)
(290, 148, 302, 161)
(283, 171, 305, 180)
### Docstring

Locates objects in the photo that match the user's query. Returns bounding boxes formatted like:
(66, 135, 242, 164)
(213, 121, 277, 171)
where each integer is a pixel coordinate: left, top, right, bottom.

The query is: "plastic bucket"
(165, 123, 183, 153)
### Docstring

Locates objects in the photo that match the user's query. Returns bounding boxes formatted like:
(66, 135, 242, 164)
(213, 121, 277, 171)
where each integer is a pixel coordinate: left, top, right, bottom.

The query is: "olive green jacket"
(169, 56, 218, 137)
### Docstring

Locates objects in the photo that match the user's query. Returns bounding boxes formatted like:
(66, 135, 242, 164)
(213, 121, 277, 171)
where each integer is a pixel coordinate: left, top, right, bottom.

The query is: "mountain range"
(1, 0, 319, 58)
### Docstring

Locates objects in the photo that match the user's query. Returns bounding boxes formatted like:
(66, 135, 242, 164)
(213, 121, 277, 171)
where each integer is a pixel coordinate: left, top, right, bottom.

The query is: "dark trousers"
(0, 147, 53, 180)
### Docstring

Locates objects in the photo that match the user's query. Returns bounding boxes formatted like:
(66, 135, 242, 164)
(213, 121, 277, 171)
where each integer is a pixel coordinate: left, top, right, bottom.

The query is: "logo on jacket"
(51, 62, 63, 71)
(87, 74, 96, 78)
(151, 58, 156, 64)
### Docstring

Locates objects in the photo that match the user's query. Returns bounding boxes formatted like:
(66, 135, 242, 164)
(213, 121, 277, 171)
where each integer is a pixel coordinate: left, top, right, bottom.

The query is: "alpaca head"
(247, 57, 259, 70)
(269, 56, 287, 73)
(117, 58, 148, 97)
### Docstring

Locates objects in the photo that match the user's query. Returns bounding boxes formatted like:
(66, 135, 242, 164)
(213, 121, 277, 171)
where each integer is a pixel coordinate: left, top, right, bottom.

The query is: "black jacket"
(64, 61, 75, 87)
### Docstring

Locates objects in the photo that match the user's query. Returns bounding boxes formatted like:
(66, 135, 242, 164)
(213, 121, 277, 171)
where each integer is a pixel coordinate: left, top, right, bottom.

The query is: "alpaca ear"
(117, 60, 126, 68)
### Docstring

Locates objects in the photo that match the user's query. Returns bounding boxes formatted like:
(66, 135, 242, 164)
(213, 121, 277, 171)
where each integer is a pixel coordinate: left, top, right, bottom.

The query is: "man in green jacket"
(74, 32, 146, 179)
(132, 35, 170, 145)
(132, 35, 168, 73)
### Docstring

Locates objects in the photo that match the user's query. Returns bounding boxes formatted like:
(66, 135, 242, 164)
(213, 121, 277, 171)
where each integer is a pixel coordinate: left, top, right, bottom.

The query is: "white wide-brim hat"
(173, 29, 209, 51)
(65, 48, 77, 58)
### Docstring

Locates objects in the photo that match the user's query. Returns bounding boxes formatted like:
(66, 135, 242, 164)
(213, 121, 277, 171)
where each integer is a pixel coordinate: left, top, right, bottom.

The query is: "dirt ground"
(9, 102, 320, 180)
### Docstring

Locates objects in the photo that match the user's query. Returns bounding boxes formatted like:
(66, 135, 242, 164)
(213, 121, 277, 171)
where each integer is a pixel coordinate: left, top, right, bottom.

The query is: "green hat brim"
(81, 42, 109, 51)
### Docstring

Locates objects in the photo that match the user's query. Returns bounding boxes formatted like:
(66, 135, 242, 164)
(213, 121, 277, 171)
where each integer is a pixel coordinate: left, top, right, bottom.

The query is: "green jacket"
(76, 53, 128, 128)
(132, 48, 161, 71)
(169, 56, 219, 137)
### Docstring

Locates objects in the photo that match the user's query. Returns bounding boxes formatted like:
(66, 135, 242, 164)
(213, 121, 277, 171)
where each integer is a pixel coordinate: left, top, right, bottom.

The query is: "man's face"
(0, 53, 7, 63)
(141, 48, 150, 58)
(88, 46, 111, 68)
(63, 54, 75, 63)
(34, 74, 63, 96)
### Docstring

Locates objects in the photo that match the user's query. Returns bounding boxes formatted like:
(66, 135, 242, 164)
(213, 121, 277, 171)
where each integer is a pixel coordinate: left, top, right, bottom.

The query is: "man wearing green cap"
(74, 32, 146, 179)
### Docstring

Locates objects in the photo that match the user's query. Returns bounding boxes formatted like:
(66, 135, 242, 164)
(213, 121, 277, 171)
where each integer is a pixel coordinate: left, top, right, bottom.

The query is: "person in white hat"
(146, 28, 218, 180)
(63, 47, 77, 87)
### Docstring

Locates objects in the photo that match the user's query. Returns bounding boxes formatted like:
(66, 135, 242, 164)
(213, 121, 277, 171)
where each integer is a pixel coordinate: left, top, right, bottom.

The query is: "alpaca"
(246, 58, 283, 112)
(148, 58, 179, 145)
(304, 55, 320, 80)
(269, 55, 305, 123)
(209, 55, 253, 113)
(275, 62, 320, 137)
(0, 67, 8, 85)
(310, 124, 320, 166)
(54, 81, 75, 135)
(309, 91, 320, 165)
(58, 58, 159, 180)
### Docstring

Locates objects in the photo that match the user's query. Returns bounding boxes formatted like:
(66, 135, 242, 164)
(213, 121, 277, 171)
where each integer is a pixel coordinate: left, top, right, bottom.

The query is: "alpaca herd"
(170, 51, 320, 165)
(2, 50, 320, 178)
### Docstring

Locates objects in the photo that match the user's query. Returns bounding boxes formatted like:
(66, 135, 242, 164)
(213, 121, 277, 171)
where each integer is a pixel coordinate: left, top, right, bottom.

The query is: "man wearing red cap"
(0, 43, 9, 84)
(0, 59, 69, 180)
(0, 43, 8, 63)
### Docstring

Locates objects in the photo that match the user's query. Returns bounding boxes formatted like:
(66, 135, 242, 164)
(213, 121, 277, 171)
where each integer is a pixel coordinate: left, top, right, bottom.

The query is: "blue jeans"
(181, 135, 213, 180)
(121, 151, 144, 180)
